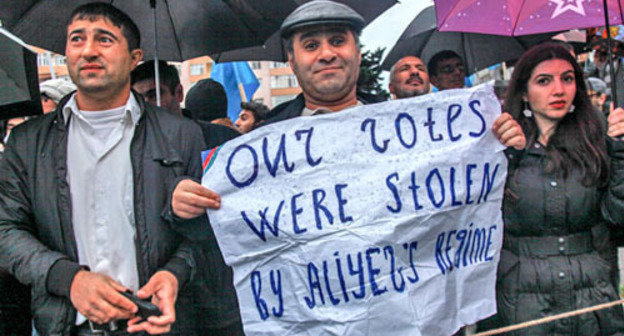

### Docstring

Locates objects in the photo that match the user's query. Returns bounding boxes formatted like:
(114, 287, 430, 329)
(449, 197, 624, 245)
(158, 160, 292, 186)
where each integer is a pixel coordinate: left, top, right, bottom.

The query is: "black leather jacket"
(0, 92, 204, 336)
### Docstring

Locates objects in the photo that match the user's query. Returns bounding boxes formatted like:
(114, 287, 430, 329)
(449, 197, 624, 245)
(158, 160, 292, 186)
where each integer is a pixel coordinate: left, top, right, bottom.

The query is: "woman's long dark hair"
(504, 42, 609, 187)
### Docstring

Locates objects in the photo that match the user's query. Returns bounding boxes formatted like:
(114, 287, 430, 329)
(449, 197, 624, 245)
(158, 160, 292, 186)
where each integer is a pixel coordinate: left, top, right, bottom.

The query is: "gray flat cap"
(39, 78, 76, 103)
(586, 77, 607, 95)
(280, 0, 365, 38)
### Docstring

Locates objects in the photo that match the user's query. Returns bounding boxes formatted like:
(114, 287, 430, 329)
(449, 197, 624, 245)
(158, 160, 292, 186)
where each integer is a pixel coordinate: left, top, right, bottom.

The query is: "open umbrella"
(0, 0, 396, 105)
(434, 0, 624, 105)
(0, 28, 42, 120)
(0, 0, 302, 61)
(380, 6, 555, 74)
(0, 0, 301, 106)
(210, 0, 397, 62)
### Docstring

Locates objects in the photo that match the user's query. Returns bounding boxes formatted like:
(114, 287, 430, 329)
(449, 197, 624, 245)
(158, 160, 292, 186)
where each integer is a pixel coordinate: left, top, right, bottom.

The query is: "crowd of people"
(1, 0, 624, 335)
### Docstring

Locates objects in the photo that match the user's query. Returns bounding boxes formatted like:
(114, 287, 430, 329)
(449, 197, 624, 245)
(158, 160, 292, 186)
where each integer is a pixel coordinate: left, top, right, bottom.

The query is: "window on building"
(37, 54, 50, 66)
(270, 62, 289, 69)
(272, 95, 296, 107)
(250, 61, 262, 70)
(190, 64, 204, 76)
(54, 56, 66, 65)
(270, 75, 298, 89)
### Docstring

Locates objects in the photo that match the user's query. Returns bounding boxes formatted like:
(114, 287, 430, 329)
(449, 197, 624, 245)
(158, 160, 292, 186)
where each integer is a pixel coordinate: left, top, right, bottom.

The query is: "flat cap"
(586, 77, 607, 95)
(280, 0, 365, 38)
(39, 79, 76, 103)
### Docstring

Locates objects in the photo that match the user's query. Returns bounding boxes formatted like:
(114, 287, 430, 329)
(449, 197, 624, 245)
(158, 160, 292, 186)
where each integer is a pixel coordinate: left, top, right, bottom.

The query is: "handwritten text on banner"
(202, 85, 507, 336)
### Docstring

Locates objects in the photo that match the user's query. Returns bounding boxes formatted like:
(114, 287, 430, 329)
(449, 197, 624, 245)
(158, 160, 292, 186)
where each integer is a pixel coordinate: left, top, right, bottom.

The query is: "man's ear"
(130, 49, 143, 69)
(388, 83, 395, 95)
(175, 84, 184, 103)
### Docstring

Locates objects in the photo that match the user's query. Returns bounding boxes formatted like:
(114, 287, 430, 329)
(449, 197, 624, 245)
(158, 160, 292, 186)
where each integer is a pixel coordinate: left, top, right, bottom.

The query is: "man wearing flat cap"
(169, 1, 378, 219)
(263, 0, 379, 123)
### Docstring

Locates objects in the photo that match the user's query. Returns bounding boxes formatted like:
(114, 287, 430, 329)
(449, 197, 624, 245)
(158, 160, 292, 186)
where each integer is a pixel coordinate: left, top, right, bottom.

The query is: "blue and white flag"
(210, 61, 260, 122)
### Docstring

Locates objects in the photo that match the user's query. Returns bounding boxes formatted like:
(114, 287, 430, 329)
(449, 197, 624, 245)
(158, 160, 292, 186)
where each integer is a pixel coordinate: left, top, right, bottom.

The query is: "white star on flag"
(550, 0, 586, 18)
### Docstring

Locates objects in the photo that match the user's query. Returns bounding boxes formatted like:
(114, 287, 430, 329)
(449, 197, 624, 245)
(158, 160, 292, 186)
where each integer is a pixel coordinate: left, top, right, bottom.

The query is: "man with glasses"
(589, 38, 624, 107)
(427, 50, 466, 91)
(586, 76, 609, 114)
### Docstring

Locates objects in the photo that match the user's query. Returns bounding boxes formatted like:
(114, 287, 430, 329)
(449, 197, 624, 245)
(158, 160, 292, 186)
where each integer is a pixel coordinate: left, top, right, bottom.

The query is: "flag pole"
(238, 83, 247, 102)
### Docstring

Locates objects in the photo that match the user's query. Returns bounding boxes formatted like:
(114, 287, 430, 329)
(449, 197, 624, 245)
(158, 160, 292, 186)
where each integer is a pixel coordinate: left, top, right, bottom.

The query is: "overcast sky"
(360, 0, 433, 83)
(361, 0, 432, 57)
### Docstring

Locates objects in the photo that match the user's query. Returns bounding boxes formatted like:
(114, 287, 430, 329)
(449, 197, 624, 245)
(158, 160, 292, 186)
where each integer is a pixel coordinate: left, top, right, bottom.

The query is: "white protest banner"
(201, 84, 507, 336)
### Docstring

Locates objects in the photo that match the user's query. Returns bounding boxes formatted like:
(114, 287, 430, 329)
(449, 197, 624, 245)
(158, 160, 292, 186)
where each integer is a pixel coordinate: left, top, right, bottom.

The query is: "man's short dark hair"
(240, 101, 270, 122)
(427, 50, 462, 77)
(185, 79, 228, 122)
(131, 60, 180, 93)
(68, 2, 141, 51)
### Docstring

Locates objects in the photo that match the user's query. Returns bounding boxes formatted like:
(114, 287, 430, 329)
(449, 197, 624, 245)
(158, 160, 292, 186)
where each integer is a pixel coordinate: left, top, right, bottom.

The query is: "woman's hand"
(493, 112, 526, 150)
(608, 106, 624, 139)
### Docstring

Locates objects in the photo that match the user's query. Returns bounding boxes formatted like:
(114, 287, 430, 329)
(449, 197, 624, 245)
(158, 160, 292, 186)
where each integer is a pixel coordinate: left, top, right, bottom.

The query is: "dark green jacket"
(493, 137, 624, 335)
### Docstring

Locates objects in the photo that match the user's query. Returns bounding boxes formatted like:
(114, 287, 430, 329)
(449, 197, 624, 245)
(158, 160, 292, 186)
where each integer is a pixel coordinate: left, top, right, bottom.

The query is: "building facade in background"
(35, 50, 301, 110)
(179, 57, 301, 109)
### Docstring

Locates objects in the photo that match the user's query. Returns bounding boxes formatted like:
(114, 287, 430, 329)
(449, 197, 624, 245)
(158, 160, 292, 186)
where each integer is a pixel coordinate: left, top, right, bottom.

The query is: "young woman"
(487, 42, 624, 335)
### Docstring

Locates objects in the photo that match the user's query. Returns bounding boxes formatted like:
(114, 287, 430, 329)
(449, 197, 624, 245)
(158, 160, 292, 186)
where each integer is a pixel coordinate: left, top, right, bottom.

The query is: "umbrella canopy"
(434, 0, 624, 36)
(381, 6, 554, 74)
(210, 0, 397, 63)
(0, 0, 312, 61)
(0, 28, 42, 120)
(434, 0, 624, 106)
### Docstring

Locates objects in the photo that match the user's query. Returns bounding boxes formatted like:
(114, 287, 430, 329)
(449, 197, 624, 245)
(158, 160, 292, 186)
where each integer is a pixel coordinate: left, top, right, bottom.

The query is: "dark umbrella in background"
(0, 0, 397, 105)
(0, 0, 301, 106)
(381, 6, 556, 74)
(0, 0, 300, 61)
(0, 28, 42, 120)
(210, 0, 397, 63)
(433, 0, 624, 106)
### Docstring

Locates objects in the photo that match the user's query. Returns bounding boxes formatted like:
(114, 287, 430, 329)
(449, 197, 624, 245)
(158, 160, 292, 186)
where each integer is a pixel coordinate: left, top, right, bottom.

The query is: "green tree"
(357, 47, 389, 100)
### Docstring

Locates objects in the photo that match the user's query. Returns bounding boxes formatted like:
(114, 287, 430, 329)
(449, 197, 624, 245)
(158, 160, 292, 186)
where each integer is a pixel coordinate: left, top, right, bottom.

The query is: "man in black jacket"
(169, 2, 379, 332)
(0, 3, 202, 335)
(169, 1, 377, 223)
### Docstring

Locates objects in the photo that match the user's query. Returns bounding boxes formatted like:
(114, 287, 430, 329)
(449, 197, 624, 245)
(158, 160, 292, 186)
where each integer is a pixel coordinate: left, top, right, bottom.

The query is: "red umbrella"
(434, 0, 624, 106)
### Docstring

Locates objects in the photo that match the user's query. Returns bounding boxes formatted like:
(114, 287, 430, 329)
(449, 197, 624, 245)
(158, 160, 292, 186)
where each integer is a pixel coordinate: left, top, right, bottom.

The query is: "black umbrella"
(1, 0, 396, 105)
(380, 6, 555, 74)
(0, 0, 306, 61)
(209, 0, 397, 63)
(0, 28, 42, 120)
(1, 0, 304, 106)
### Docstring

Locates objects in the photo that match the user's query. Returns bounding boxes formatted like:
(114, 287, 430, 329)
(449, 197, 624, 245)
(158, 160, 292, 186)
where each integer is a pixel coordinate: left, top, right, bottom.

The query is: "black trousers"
(0, 270, 31, 336)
